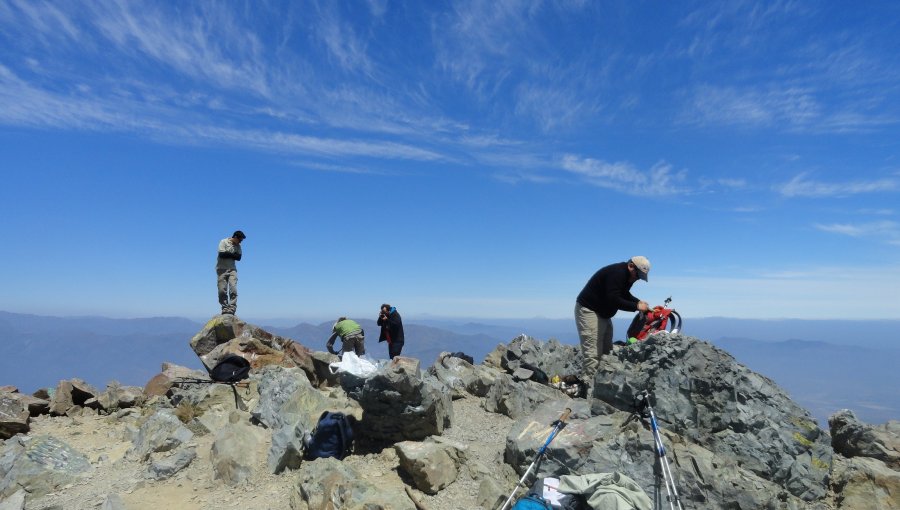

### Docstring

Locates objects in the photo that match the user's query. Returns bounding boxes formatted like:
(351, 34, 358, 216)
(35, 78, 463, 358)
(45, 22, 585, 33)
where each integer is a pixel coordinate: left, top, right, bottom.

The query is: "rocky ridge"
(0, 315, 897, 509)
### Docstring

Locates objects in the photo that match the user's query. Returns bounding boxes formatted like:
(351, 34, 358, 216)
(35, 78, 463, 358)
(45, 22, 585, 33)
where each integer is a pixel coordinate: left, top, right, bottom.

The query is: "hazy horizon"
(2, 309, 898, 425)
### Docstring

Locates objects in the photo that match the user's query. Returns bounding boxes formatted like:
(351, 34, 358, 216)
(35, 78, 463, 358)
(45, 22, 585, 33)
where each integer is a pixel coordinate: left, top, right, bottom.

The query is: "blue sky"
(2, 1, 899, 322)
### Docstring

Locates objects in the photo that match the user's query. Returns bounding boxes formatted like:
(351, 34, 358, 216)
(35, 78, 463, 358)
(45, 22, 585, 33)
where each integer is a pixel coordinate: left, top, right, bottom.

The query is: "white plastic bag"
(328, 351, 379, 377)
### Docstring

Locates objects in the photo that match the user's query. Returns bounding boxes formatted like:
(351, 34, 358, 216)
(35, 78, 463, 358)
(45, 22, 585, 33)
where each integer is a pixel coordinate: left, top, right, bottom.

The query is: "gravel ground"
(17, 395, 516, 510)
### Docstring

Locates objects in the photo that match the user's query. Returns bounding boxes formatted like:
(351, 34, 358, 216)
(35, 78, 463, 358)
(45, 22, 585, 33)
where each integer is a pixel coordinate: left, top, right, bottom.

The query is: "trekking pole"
(636, 391, 684, 510)
(498, 408, 572, 510)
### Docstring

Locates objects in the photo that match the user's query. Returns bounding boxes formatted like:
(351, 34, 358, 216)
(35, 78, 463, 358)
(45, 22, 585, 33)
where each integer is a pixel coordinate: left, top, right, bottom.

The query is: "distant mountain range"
(1, 310, 897, 425)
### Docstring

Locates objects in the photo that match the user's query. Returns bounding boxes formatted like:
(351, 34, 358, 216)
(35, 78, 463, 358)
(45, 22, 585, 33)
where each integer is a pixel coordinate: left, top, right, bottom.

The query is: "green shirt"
(333, 319, 362, 337)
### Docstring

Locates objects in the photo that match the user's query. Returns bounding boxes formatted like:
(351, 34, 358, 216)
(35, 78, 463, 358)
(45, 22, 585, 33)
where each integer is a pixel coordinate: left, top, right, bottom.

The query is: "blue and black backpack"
(304, 411, 354, 460)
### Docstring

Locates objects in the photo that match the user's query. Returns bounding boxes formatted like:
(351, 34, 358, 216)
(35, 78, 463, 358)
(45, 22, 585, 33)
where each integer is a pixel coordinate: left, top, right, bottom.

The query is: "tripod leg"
(231, 384, 248, 412)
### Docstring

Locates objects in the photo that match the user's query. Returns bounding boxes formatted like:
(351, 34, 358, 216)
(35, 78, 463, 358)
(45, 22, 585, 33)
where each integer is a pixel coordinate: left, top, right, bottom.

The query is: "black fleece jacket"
(576, 261, 639, 318)
(377, 309, 404, 345)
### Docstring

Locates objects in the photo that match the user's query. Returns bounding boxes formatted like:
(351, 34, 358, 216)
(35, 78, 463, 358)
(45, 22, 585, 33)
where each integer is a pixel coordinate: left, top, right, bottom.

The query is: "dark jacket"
(377, 308, 405, 345)
(576, 261, 639, 318)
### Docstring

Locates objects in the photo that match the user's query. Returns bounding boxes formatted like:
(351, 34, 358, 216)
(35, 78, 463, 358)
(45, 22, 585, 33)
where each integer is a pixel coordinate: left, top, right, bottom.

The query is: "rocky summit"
(1, 315, 898, 510)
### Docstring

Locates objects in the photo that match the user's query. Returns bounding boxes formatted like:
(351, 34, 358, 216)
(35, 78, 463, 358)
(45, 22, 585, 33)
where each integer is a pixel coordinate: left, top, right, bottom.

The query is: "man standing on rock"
(377, 304, 405, 359)
(216, 230, 245, 315)
(576, 256, 650, 382)
(326, 317, 366, 356)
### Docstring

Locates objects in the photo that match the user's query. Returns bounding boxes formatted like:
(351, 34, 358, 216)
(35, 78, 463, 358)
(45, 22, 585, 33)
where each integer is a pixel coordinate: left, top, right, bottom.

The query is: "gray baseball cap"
(630, 256, 650, 281)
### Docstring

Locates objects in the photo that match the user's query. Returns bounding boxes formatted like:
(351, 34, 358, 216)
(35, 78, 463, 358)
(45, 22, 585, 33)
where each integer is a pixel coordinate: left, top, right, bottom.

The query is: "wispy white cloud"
(288, 160, 382, 175)
(685, 85, 821, 129)
(0, 64, 444, 162)
(514, 79, 597, 132)
(432, 0, 601, 130)
(0, 0, 82, 44)
(672, 1, 900, 133)
(814, 221, 899, 238)
(181, 125, 444, 161)
(777, 173, 900, 198)
(560, 155, 688, 195)
(89, 1, 271, 97)
(315, 4, 374, 75)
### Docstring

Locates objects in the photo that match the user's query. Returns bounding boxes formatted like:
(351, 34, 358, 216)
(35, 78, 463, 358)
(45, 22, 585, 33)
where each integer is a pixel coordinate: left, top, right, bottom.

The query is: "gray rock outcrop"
(211, 418, 264, 486)
(592, 334, 832, 501)
(189, 315, 326, 386)
(91, 383, 146, 412)
(483, 372, 570, 419)
(0, 489, 25, 510)
(290, 457, 416, 510)
(148, 445, 196, 480)
(0, 395, 29, 440)
(250, 365, 358, 473)
(47, 379, 98, 416)
(486, 334, 582, 381)
(395, 436, 467, 494)
(830, 454, 900, 510)
(0, 435, 93, 499)
(504, 400, 815, 509)
(342, 357, 452, 443)
(830, 409, 900, 468)
(427, 352, 479, 399)
(127, 410, 193, 461)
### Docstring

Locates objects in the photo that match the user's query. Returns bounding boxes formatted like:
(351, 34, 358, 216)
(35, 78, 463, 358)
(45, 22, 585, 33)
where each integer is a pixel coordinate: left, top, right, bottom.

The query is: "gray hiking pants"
(217, 268, 238, 314)
(575, 303, 613, 382)
(341, 330, 366, 356)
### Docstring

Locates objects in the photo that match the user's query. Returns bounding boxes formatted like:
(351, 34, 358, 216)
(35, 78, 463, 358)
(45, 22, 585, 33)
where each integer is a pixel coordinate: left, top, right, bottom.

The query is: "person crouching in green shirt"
(326, 317, 366, 356)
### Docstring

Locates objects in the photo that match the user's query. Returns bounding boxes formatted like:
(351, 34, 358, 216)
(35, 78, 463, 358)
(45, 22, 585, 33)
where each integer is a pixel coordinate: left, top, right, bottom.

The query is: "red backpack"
(626, 297, 682, 342)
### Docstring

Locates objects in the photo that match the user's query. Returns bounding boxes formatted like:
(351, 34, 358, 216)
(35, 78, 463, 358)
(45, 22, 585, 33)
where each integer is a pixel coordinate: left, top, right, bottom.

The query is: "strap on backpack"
(335, 413, 350, 459)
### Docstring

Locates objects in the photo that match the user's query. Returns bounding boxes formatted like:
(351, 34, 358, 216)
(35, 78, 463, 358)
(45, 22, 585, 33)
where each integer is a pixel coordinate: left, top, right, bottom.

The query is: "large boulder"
(830, 455, 900, 510)
(504, 400, 815, 510)
(830, 409, 900, 469)
(427, 352, 479, 399)
(592, 334, 832, 501)
(127, 409, 194, 461)
(0, 395, 29, 440)
(47, 379, 98, 416)
(144, 363, 208, 398)
(250, 365, 359, 474)
(0, 390, 48, 419)
(0, 489, 25, 510)
(341, 357, 452, 443)
(486, 335, 582, 381)
(189, 315, 326, 386)
(0, 435, 93, 499)
(211, 417, 264, 486)
(147, 446, 196, 481)
(395, 436, 467, 494)
(290, 457, 416, 510)
(90, 382, 146, 412)
(483, 372, 570, 419)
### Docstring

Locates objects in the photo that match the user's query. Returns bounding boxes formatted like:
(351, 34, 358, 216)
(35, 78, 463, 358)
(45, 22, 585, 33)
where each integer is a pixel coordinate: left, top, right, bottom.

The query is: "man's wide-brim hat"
(631, 256, 651, 281)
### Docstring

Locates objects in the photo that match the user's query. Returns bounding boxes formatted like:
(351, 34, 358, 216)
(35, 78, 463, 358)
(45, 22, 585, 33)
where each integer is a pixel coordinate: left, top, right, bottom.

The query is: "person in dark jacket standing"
(377, 304, 405, 359)
(576, 256, 651, 382)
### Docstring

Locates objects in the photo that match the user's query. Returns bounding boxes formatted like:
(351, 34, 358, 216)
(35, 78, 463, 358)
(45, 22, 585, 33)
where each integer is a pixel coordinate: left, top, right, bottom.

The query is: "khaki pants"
(217, 269, 238, 314)
(575, 303, 612, 381)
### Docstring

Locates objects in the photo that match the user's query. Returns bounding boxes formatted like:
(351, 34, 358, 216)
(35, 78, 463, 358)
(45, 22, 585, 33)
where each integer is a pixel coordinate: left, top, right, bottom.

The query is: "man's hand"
(637, 301, 650, 312)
